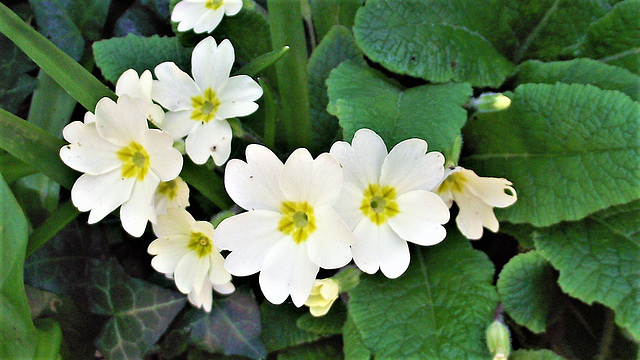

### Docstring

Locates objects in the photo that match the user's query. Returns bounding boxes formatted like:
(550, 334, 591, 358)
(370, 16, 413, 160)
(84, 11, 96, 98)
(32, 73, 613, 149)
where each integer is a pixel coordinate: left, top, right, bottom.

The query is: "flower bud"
(304, 278, 340, 317)
(486, 320, 511, 360)
(472, 93, 511, 112)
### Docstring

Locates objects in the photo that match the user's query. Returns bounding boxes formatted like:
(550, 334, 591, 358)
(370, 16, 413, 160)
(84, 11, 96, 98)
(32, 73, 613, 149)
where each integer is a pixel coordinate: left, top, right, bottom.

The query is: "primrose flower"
(115, 69, 165, 126)
(152, 37, 262, 165)
(172, 0, 243, 34)
(436, 167, 517, 240)
(330, 129, 450, 279)
(304, 279, 340, 317)
(148, 208, 233, 309)
(215, 145, 356, 306)
(60, 95, 183, 237)
(151, 176, 190, 222)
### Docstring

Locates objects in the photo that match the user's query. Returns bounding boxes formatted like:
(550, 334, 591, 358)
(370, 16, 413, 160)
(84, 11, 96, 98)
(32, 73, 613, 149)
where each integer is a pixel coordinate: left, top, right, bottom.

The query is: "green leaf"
(515, 59, 640, 102)
(311, 0, 362, 42)
(113, 3, 166, 37)
(342, 314, 370, 360)
(0, 29, 38, 114)
(0, 2, 116, 111)
(93, 34, 192, 84)
(353, 0, 515, 87)
(511, 349, 565, 360)
(26, 201, 80, 257)
(534, 200, 640, 341)
(0, 174, 36, 359)
(327, 61, 473, 153)
(508, 0, 610, 62)
(308, 26, 365, 154)
(497, 251, 561, 333)
(32, 318, 63, 360)
(236, 45, 290, 78)
(463, 83, 640, 227)
(296, 301, 347, 336)
(181, 160, 232, 210)
(0, 153, 37, 184)
(500, 222, 536, 249)
(89, 259, 187, 360)
(582, 0, 640, 74)
(261, 303, 325, 352)
(348, 235, 498, 359)
(277, 340, 343, 360)
(178, 289, 267, 359)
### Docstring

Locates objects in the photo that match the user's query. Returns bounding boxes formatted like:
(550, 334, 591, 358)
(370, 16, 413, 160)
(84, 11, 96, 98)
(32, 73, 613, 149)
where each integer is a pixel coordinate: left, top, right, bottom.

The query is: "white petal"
(387, 190, 449, 246)
(120, 172, 160, 237)
(279, 148, 314, 201)
(60, 122, 120, 175)
(215, 101, 259, 119)
(224, 144, 285, 211)
(188, 279, 213, 312)
(218, 75, 263, 103)
(351, 219, 409, 278)
(143, 129, 184, 181)
(161, 110, 197, 139)
(380, 138, 442, 193)
(139, 70, 154, 100)
(334, 183, 365, 230)
(154, 207, 196, 237)
(94, 96, 148, 146)
(193, 8, 224, 33)
(223, 0, 242, 15)
(454, 191, 499, 240)
(174, 251, 210, 294)
(378, 227, 410, 279)
(329, 141, 367, 189)
(71, 170, 135, 223)
(306, 207, 354, 268)
(172, 1, 206, 31)
(192, 38, 234, 91)
(259, 239, 318, 306)
(153, 177, 190, 219)
(147, 103, 166, 127)
(213, 281, 236, 295)
(423, 152, 446, 190)
(115, 69, 145, 99)
(149, 238, 190, 273)
(209, 251, 232, 284)
(307, 153, 343, 207)
(185, 119, 232, 165)
(83, 111, 95, 124)
(462, 169, 517, 208)
(351, 128, 387, 185)
(152, 62, 200, 111)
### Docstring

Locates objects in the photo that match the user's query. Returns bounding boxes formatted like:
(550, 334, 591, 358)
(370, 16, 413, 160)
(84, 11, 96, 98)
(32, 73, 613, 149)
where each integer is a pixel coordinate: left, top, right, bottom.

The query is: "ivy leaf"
(93, 34, 191, 84)
(308, 26, 365, 154)
(581, 0, 640, 74)
(89, 259, 187, 360)
(511, 349, 565, 360)
(463, 83, 640, 227)
(497, 251, 561, 333)
(342, 314, 370, 360)
(261, 303, 325, 352)
(327, 60, 472, 153)
(534, 200, 640, 340)
(353, 0, 514, 87)
(0, 32, 37, 114)
(348, 235, 498, 359)
(515, 59, 640, 101)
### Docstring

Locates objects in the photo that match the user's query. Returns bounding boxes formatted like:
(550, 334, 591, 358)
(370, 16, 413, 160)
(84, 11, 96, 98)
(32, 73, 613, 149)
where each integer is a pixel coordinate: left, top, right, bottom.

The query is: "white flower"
(172, 0, 243, 34)
(215, 145, 355, 306)
(60, 95, 183, 237)
(148, 208, 234, 310)
(435, 166, 517, 240)
(152, 37, 262, 165)
(151, 176, 190, 223)
(329, 129, 450, 279)
(115, 69, 165, 126)
(304, 279, 340, 317)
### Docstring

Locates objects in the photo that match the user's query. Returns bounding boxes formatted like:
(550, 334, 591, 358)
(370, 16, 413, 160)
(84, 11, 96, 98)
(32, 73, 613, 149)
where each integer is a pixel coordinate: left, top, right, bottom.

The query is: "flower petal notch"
(60, 95, 183, 237)
(148, 208, 234, 312)
(436, 166, 517, 240)
(172, 0, 243, 34)
(330, 128, 450, 279)
(215, 145, 355, 307)
(115, 69, 166, 126)
(152, 37, 263, 166)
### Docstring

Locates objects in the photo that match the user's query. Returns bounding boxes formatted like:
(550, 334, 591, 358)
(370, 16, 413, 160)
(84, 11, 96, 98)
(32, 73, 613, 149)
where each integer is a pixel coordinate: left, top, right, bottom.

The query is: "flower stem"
(267, 0, 312, 151)
(26, 201, 79, 258)
(259, 78, 277, 149)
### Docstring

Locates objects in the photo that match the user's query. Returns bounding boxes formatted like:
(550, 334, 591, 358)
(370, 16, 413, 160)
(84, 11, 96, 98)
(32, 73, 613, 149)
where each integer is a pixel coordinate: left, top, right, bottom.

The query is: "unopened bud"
(173, 139, 186, 155)
(487, 320, 510, 360)
(304, 278, 340, 317)
(472, 93, 511, 112)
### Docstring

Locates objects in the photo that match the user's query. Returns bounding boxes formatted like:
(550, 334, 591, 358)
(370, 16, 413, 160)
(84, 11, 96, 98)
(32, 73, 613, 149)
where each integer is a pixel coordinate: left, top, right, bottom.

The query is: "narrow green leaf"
(268, 0, 312, 150)
(0, 153, 37, 183)
(26, 201, 80, 258)
(236, 45, 289, 78)
(311, 0, 362, 42)
(180, 160, 231, 210)
(463, 83, 640, 226)
(0, 2, 115, 111)
(259, 78, 277, 149)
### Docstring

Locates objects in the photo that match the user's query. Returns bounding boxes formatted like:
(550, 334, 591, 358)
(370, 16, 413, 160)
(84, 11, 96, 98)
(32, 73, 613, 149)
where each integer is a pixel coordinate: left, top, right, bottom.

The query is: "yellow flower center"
(437, 171, 467, 194)
(188, 232, 213, 257)
(205, 0, 224, 10)
(360, 184, 399, 225)
(116, 141, 150, 180)
(191, 88, 221, 123)
(157, 179, 178, 200)
(278, 201, 317, 244)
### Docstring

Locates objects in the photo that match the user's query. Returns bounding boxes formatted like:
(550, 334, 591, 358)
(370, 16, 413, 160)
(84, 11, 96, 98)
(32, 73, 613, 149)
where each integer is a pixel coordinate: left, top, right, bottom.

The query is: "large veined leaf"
(296, 301, 347, 336)
(463, 83, 640, 227)
(581, 0, 640, 74)
(261, 303, 325, 352)
(342, 314, 370, 360)
(348, 235, 498, 359)
(277, 340, 343, 360)
(311, 0, 362, 42)
(534, 200, 640, 341)
(308, 26, 365, 154)
(515, 59, 640, 101)
(89, 259, 186, 360)
(353, 0, 514, 87)
(327, 60, 472, 155)
(511, 349, 565, 360)
(497, 251, 561, 333)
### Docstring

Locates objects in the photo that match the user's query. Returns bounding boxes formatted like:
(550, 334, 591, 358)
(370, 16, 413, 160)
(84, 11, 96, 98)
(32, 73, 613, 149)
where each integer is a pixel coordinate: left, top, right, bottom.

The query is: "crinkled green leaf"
(93, 34, 191, 84)
(342, 314, 370, 360)
(261, 303, 325, 352)
(348, 235, 498, 359)
(516, 59, 640, 101)
(511, 349, 565, 360)
(327, 61, 472, 153)
(463, 83, 640, 227)
(353, 0, 515, 87)
(582, 0, 640, 74)
(89, 259, 187, 360)
(277, 340, 343, 360)
(308, 26, 364, 154)
(534, 200, 640, 340)
(311, 0, 362, 42)
(497, 251, 561, 333)
(296, 301, 346, 336)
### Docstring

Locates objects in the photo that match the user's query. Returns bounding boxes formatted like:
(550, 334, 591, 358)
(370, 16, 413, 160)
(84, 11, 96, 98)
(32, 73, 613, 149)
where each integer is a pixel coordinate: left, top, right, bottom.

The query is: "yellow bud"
(473, 93, 511, 112)
(304, 279, 340, 317)
(487, 320, 511, 359)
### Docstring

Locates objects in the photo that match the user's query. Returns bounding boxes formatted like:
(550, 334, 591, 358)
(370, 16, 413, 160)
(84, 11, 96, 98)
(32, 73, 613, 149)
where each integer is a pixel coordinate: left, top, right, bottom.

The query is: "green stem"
(259, 78, 277, 149)
(595, 309, 615, 360)
(26, 201, 79, 258)
(267, 0, 312, 151)
(180, 160, 232, 210)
